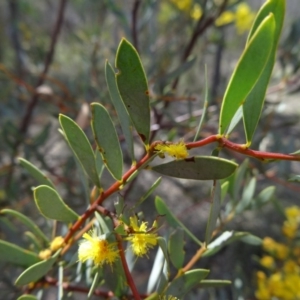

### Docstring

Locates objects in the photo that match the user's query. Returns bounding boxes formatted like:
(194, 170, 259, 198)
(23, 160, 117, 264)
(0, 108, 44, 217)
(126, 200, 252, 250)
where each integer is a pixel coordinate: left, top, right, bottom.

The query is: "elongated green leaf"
(155, 196, 202, 246)
(0, 240, 40, 267)
(59, 114, 100, 187)
(165, 269, 209, 298)
(152, 156, 237, 180)
(34, 185, 79, 223)
(18, 158, 55, 189)
(15, 251, 60, 286)
(115, 38, 150, 144)
(132, 177, 162, 210)
(1, 209, 49, 244)
(205, 181, 221, 244)
(236, 177, 256, 213)
(105, 61, 135, 161)
(17, 296, 38, 300)
(219, 14, 275, 134)
(253, 186, 275, 208)
(243, 0, 285, 143)
(203, 231, 261, 257)
(199, 279, 231, 288)
(91, 103, 123, 180)
(147, 247, 165, 294)
(157, 237, 170, 275)
(168, 228, 185, 269)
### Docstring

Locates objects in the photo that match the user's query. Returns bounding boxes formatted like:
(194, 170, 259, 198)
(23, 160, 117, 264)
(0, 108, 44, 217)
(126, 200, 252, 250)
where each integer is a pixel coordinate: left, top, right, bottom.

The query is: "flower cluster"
(126, 216, 158, 257)
(255, 206, 300, 300)
(215, 2, 256, 34)
(155, 140, 189, 160)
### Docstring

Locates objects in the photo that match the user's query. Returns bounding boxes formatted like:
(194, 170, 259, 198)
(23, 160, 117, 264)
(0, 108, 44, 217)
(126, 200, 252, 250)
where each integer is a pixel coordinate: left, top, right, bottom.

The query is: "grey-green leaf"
(105, 61, 135, 161)
(18, 158, 55, 189)
(15, 251, 60, 286)
(152, 156, 238, 180)
(199, 279, 232, 288)
(168, 228, 185, 269)
(165, 269, 209, 298)
(0, 240, 40, 267)
(91, 103, 123, 180)
(34, 185, 79, 223)
(1, 209, 49, 244)
(203, 231, 262, 257)
(205, 181, 221, 244)
(59, 114, 100, 187)
(115, 38, 150, 144)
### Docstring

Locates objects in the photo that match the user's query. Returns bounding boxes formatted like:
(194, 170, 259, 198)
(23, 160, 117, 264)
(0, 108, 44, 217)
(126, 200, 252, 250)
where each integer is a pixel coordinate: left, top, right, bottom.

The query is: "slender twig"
(5, 0, 68, 189)
(116, 234, 141, 300)
(132, 0, 141, 52)
(19, 0, 68, 134)
(7, 0, 24, 78)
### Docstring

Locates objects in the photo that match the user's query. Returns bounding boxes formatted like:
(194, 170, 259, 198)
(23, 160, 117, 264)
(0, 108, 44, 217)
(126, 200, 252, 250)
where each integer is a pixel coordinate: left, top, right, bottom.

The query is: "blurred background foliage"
(1, 0, 300, 299)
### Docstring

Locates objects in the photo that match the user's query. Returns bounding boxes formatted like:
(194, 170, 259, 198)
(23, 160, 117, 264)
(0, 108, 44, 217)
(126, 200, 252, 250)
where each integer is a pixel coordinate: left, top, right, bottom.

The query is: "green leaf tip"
(115, 38, 150, 144)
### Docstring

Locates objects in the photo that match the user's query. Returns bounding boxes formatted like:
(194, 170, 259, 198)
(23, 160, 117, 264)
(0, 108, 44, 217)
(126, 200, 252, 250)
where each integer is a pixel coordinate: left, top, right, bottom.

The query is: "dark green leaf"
(155, 196, 202, 246)
(168, 228, 185, 269)
(243, 1, 285, 143)
(59, 114, 100, 187)
(91, 103, 123, 180)
(18, 158, 55, 189)
(34, 185, 79, 223)
(205, 181, 221, 244)
(1, 209, 49, 244)
(0, 240, 40, 267)
(15, 251, 60, 286)
(165, 269, 209, 297)
(116, 38, 150, 144)
(17, 296, 38, 300)
(105, 61, 135, 161)
(152, 156, 238, 180)
(219, 14, 275, 134)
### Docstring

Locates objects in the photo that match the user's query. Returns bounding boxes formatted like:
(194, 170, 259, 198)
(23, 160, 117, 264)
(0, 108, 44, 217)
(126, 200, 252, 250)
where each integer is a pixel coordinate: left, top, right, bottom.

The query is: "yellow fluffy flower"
(235, 3, 255, 34)
(215, 11, 235, 26)
(170, 0, 192, 12)
(215, 2, 255, 34)
(155, 140, 188, 160)
(262, 237, 277, 252)
(260, 255, 275, 269)
(127, 216, 158, 257)
(282, 220, 298, 239)
(190, 3, 203, 20)
(78, 230, 119, 266)
(285, 206, 300, 220)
